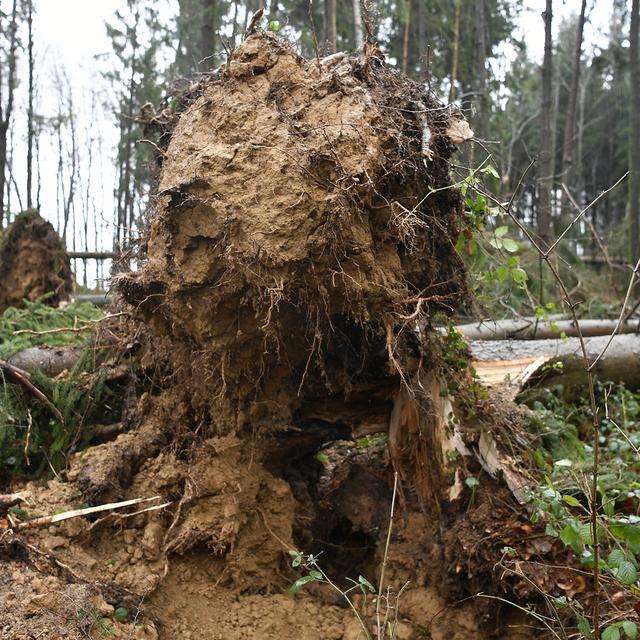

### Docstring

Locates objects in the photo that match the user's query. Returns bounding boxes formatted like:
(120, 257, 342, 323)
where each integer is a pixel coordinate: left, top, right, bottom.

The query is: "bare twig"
(376, 471, 398, 640)
(16, 496, 167, 530)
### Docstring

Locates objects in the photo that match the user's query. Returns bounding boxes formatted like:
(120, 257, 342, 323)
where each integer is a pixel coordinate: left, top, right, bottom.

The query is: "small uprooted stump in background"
(0, 210, 72, 313)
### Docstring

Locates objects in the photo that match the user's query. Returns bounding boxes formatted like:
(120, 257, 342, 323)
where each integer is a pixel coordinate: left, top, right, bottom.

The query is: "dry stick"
(376, 471, 399, 640)
(564, 186, 626, 275)
(474, 174, 633, 640)
(546, 173, 628, 255)
(16, 496, 166, 530)
(13, 311, 128, 336)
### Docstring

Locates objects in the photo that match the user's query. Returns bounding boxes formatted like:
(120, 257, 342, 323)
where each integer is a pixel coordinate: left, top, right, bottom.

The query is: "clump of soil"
(0, 210, 72, 313)
(120, 32, 467, 433)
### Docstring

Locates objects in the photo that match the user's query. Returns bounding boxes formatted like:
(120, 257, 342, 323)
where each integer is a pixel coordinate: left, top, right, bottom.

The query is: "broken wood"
(470, 333, 640, 392)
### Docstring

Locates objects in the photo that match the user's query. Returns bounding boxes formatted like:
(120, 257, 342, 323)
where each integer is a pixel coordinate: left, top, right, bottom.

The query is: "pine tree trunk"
(401, 0, 411, 74)
(630, 0, 640, 262)
(26, 0, 34, 211)
(473, 0, 487, 137)
(324, 0, 337, 53)
(201, 0, 217, 64)
(352, 0, 363, 49)
(538, 0, 554, 243)
(558, 0, 587, 222)
(449, 0, 461, 103)
(0, 0, 19, 228)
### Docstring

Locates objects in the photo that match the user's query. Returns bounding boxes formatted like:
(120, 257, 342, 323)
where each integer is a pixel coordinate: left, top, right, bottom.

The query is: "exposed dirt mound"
(0, 210, 72, 312)
(120, 32, 467, 433)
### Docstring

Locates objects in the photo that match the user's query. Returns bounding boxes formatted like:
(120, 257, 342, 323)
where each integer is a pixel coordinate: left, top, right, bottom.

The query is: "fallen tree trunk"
(457, 318, 640, 340)
(8, 346, 81, 377)
(470, 333, 640, 391)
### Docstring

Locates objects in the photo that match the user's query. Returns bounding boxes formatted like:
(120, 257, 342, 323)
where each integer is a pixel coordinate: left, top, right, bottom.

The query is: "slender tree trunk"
(417, 0, 427, 76)
(559, 0, 587, 222)
(0, 0, 19, 228)
(324, 0, 337, 53)
(630, 0, 640, 262)
(352, 0, 363, 49)
(26, 0, 34, 210)
(401, 0, 411, 74)
(473, 0, 487, 137)
(538, 0, 554, 243)
(201, 0, 217, 65)
(449, 0, 461, 103)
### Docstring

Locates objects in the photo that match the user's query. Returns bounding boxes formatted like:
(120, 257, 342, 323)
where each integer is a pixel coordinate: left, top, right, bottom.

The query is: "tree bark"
(456, 318, 640, 341)
(473, 0, 487, 138)
(401, 0, 411, 74)
(0, 0, 19, 228)
(448, 0, 461, 103)
(26, 0, 34, 211)
(630, 0, 640, 262)
(324, 0, 337, 53)
(352, 0, 363, 49)
(538, 0, 554, 243)
(470, 333, 640, 393)
(200, 0, 217, 64)
(558, 0, 587, 222)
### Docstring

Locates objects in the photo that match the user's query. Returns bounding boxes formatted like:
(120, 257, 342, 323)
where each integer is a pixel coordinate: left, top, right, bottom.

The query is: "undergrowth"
(0, 299, 115, 480)
(518, 383, 640, 638)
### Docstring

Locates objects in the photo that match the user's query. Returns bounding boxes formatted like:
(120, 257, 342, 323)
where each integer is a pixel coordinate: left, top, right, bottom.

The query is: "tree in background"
(538, 0, 553, 243)
(105, 0, 168, 250)
(0, 0, 20, 228)
(630, 0, 640, 262)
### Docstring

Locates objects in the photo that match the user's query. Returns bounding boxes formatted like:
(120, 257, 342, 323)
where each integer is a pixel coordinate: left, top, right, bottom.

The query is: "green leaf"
(560, 524, 581, 552)
(358, 575, 376, 593)
(289, 550, 302, 567)
(315, 452, 330, 465)
(608, 548, 626, 569)
(603, 492, 615, 518)
(577, 613, 593, 639)
(289, 574, 319, 594)
(622, 621, 638, 639)
(494, 225, 509, 238)
(495, 265, 509, 282)
(501, 238, 519, 252)
(480, 164, 500, 179)
(563, 495, 581, 507)
(511, 267, 528, 283)
(616, 560, 638, 585)
(602, 626, 621, 640)
(578, 523, 594, 545)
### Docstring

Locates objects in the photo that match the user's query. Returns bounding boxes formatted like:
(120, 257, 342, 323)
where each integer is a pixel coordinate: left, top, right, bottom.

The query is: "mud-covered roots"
(119, 32, 468, 434)
(0, 210, 72, 312)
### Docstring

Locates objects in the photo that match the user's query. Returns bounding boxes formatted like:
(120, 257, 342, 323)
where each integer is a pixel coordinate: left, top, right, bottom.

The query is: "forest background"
(0, 0, 637, 310)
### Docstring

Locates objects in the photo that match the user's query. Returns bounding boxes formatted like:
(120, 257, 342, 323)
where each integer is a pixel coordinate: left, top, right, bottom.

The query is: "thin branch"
(547, 174, 628, 255)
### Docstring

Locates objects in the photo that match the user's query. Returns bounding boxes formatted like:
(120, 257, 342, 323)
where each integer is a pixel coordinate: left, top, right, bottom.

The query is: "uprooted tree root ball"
(0, 34, 545, 640)
(0, 210, 72, 313)
(119, 32, 468, 434)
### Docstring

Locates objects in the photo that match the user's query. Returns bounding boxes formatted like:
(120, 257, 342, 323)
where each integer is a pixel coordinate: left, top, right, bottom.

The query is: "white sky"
(6, 0, 617, 286)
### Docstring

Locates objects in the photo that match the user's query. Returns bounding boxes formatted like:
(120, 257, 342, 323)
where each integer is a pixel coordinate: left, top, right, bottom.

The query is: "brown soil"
(0, 210, 72, 312)
(119, 31, 467, 435)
